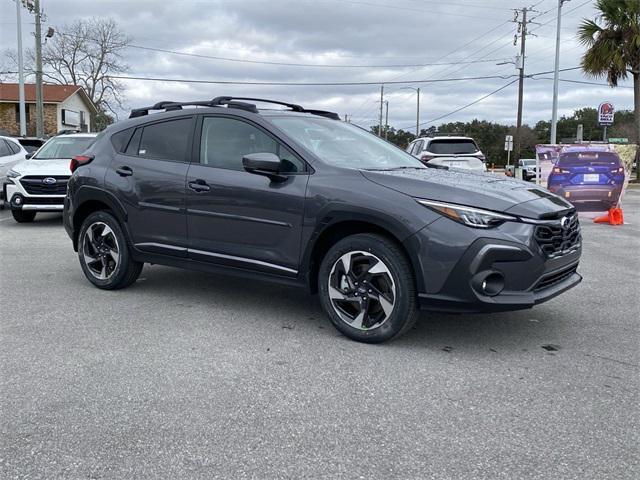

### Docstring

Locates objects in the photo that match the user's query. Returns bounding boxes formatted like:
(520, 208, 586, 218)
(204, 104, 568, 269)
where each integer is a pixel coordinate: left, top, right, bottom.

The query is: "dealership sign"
(598, 102, 614, 126)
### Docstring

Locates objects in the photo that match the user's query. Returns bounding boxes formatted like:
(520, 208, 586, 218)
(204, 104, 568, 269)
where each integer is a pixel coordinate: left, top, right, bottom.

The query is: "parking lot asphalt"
(1, 191, 639, 480)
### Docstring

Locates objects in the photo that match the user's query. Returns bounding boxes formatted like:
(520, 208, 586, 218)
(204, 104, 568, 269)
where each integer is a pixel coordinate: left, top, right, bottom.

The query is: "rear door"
(104, 116, 195, 257)
(185, 115, 309, 276)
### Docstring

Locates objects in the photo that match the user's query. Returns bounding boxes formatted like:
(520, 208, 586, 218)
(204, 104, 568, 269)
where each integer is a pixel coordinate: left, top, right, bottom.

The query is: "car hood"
(12, 158, 71, 177)
(361, 167, 574, 219)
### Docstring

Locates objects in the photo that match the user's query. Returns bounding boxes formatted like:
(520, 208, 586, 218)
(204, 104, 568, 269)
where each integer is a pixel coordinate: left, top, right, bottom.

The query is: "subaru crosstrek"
(63, 97, 582, 343)
(547, 148, 625, 211)
(5, 132, 96, 222)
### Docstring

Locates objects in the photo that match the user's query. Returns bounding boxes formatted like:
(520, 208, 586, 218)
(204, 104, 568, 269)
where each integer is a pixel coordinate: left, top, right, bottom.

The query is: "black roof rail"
(129, 96, 340, 120)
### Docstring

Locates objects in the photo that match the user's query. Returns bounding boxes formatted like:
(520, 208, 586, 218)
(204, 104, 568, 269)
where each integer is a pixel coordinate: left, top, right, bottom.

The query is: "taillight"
(477, 154, 486, 162)
(70, 155, 94, 173)
(553, 167, 569, 174)
(420, 154, 435, 162)
(611, 167, 624, 174)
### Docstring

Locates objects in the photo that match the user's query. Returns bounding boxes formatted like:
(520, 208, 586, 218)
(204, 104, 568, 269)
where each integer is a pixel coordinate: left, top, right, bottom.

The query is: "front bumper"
(3, 181, 65, 212)
(404, 217, 582, 313)
(548, 183, 622, 205)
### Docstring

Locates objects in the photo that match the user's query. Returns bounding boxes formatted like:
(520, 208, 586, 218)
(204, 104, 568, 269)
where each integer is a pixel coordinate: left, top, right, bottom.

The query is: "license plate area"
(583, 173, 599, 182)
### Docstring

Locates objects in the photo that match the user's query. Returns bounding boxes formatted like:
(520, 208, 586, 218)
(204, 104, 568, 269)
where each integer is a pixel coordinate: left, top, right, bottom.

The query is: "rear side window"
(125, 128, 142, 156)
(427, 139, 478, 155)
(0, 140, 11, 157)
(137, 118, 192, 161)
(5, 139, 21, 154)
(111, 128, 134, 152)
(200, 117, 304, 173)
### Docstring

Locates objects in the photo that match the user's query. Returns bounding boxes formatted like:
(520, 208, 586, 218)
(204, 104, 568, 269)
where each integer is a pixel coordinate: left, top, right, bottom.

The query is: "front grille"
(535, 263, 578, 291)
(534, 213, 581, 258)
(19, 176, 69, 195)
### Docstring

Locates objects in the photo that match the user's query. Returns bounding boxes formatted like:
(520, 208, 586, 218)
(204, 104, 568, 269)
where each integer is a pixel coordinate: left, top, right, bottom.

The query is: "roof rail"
(129, 97, 340, 120)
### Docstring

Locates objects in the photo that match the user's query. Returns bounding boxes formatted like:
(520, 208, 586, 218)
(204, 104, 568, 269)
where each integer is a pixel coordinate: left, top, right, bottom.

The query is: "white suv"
(406, 135, 485, 165)
(4, 132, 97, 222)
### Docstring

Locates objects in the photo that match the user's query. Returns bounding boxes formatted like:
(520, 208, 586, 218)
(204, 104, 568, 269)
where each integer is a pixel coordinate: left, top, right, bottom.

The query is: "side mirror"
(25, 152, 34, 159)
(242, 152, 287, 182)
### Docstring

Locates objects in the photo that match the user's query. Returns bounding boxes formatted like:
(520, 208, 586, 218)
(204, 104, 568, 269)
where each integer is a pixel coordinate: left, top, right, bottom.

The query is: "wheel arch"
(302, 213, 421, 294)
(72, 186, 129, 251)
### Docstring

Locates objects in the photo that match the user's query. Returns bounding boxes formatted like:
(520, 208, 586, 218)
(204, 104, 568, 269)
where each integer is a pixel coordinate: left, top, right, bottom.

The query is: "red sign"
(598, 102, 615, 126)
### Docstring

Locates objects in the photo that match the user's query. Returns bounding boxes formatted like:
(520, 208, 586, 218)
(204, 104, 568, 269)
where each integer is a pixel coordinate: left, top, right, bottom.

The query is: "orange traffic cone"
(593, 207, 624, 225)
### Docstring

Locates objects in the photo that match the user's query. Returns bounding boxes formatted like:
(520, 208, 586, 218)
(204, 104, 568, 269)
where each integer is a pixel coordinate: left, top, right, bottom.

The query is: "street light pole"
(550, 0, 569, 145)
(378, 84, 384, 137)
(384, 100, 389, 140)
(415, 87, 420, 137)
(15, 0, 26, 136)
(34, 0, 44, 138)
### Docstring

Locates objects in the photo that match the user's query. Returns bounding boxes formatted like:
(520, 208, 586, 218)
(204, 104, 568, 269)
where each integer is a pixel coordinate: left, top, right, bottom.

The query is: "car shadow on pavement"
(129, 265, 561, 354)
(0, 213, 63, 226)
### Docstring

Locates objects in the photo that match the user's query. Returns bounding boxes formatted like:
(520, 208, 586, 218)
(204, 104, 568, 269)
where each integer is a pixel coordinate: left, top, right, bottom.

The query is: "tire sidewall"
(78, 211, 133, 289)
(318, 235, 415, 343)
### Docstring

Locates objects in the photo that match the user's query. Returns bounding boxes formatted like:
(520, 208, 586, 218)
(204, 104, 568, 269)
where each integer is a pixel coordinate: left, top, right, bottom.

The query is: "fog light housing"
(473, 271, 505, 297)
(11, 194, 23, 206)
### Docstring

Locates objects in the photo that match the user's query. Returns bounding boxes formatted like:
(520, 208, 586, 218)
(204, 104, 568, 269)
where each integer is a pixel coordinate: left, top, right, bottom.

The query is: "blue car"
(547, 150, 625, 211)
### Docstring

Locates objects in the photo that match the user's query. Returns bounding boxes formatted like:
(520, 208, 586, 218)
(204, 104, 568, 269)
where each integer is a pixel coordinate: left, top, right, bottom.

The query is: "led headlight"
(6, 169, 20, 179)
(417, 199, 517, 229)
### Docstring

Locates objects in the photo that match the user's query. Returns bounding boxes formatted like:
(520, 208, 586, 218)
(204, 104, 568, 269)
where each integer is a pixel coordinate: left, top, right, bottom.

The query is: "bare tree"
(4, 18, 130, 123)
(41, 18, 130, 118)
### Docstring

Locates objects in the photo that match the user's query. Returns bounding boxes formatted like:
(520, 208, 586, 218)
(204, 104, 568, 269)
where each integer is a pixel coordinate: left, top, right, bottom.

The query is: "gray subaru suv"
(63, 97, 581, 343)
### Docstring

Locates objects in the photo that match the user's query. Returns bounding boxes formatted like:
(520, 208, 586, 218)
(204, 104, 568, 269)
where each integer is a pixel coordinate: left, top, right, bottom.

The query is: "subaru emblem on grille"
(43, 177, 57, 185)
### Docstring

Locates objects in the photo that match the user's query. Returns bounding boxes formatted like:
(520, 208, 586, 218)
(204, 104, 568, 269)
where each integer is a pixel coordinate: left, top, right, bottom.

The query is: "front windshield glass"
(521, 159, 536, 166)
(269, 116, 424, 170)
(34, 136, 95, 159)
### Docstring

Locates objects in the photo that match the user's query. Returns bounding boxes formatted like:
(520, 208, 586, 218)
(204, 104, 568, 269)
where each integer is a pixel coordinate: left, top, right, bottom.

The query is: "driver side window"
(200, 117, 304, 173)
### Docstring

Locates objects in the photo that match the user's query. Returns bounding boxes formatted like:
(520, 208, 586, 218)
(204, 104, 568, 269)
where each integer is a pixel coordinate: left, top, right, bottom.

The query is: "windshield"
(521, 159, 536, 166)
(34, 136, 95, 159)
(428, 139, 478, 154)
(269, 116, 424, 170)
(557, 152, 620, 167)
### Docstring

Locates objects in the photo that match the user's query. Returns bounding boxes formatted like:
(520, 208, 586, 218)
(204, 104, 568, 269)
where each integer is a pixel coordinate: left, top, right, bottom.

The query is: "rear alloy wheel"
(319, 234, 418, 343)
(78, 211, 142, 290)
(12, 210, 36, 223)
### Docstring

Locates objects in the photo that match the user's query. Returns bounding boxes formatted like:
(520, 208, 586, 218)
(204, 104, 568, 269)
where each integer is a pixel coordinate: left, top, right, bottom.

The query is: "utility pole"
(513, 6, 528, 161)
(15, 0, 26, 136)
(34, 0, 44, 138)
(550, 0, 570, 144)
(416, 87, 420, 137)
(378, 84, 384, 137)
(384, 100, 389, 140)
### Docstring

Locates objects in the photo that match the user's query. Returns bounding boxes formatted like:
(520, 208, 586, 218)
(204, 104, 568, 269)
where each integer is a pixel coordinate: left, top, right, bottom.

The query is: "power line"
(318, 0, 504, 19)
(126, 44, 511, 69)
(397, 78, 520, 130)
(107, 72, 520, 86)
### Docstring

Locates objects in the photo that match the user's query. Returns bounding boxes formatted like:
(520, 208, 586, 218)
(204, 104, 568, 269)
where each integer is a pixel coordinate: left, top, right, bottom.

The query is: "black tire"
(318, 233, 418, 343)
(12, 210, 36, 223)
(78, 210, 143, 290)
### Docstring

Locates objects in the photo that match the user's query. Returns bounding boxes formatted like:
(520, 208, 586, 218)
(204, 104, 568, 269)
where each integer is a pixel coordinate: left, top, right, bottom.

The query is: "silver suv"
(406, 134, 485, 164)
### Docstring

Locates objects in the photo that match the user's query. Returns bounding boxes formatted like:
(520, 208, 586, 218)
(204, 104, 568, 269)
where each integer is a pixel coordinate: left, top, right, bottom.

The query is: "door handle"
(188, 179, 210, 192)
(116, 166, 133, 177)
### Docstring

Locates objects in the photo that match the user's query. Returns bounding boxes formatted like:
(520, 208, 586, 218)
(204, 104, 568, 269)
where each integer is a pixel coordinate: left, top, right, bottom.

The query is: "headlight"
(6, 169, 20, 179)
(417, 199, 517, 229)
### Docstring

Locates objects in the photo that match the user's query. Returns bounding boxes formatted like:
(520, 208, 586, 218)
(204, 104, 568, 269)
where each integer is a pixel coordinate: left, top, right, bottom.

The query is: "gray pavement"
(1, 191, 638, 479)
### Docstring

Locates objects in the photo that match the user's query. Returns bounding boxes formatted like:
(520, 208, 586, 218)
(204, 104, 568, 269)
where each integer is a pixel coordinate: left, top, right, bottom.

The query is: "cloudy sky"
(0, 0, 634, 131)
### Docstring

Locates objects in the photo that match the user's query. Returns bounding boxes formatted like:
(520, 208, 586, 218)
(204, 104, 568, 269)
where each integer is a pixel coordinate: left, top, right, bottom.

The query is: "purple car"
(547, 150, 625, 211)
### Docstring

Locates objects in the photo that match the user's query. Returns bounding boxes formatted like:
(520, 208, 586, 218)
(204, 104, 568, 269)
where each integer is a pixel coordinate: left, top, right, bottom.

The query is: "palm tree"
(578, 0, 639, 168)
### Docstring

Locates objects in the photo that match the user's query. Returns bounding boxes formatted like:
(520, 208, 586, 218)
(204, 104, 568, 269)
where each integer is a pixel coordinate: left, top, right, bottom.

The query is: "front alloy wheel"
(328, 251, 396, 331)
(319, 233, 418, 343)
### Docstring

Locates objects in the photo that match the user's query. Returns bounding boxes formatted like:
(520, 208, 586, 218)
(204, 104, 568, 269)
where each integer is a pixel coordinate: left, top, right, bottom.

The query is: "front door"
(186, 115, 309, 276)
(105, 116, 194, 257)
